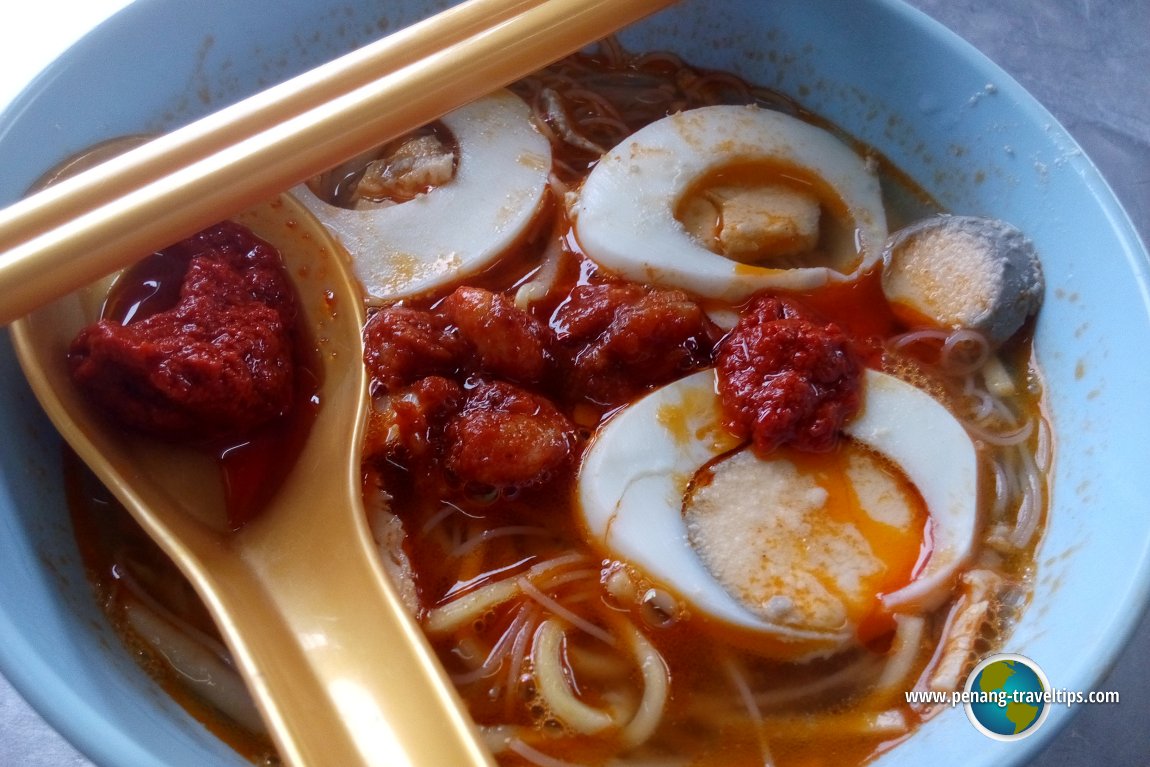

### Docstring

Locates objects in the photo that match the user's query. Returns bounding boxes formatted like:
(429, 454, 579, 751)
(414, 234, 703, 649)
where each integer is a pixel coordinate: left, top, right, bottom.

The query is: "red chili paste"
(716, 294, 862, 454)
(68, 221, 317, 529)
(69, 221, 298, 444)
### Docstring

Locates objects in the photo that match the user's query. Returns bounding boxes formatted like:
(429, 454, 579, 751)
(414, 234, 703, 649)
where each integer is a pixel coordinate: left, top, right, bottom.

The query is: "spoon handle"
(200, 486, 492, 767)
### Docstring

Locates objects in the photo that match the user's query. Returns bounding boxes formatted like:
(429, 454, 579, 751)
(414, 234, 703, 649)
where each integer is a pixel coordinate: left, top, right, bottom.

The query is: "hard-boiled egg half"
(293, 89, 551, 303)
(881, 215, 1044, 348)
(577, 369, 978, 659)
(571, 105, 888, 302)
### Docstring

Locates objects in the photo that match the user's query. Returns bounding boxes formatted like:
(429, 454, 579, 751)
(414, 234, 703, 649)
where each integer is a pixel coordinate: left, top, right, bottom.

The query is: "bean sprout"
(519, 576, 617, 647)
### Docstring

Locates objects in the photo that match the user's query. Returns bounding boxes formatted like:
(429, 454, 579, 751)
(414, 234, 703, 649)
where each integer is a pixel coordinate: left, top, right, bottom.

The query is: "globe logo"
(964, 653, 1051, 740)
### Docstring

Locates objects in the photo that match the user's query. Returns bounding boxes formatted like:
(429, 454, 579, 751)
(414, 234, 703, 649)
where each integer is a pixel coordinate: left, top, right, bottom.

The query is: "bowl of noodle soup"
(1, 1, 1148, 766)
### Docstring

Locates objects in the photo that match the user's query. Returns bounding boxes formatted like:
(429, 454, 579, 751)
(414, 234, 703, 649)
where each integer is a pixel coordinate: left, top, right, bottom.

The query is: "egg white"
(293, 89, 551, 303)
(571, 105, 888, 301)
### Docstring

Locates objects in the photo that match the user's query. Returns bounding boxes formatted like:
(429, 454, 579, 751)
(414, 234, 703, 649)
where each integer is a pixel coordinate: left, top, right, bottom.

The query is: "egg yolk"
(684, 440, 928, 646)
(675, 160, 859, 271)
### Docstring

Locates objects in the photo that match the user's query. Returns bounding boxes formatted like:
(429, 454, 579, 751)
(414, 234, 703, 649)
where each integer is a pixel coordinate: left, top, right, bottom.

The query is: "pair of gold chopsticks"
(0, 0, 677, 326)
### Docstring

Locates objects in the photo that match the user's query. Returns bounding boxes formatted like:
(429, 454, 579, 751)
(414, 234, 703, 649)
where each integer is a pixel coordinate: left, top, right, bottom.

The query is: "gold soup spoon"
(9, 194, 494, 767)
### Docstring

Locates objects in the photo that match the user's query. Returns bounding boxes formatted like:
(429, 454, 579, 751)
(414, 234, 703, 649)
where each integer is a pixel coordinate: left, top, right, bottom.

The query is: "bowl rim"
(1, 1, 1149, 765)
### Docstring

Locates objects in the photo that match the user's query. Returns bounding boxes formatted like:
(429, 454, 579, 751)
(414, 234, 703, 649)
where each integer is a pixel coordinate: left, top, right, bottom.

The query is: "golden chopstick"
(0, 0, 677, 325)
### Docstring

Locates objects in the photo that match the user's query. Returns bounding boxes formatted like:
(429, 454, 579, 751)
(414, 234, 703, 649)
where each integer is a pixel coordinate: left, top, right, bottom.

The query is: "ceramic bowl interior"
(1, 1, 1148, 765)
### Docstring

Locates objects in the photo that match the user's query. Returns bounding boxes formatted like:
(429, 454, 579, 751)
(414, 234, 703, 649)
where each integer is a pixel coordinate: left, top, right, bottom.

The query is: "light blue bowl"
(1, 1, 1147, 765)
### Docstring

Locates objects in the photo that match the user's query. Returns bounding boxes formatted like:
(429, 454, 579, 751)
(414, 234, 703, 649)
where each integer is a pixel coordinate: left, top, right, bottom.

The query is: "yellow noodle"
(532, 618, 618, 734)
(614, 616, 670, 749)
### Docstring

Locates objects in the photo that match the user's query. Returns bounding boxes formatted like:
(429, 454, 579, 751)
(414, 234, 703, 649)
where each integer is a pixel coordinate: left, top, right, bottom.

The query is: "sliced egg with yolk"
(293, 89, 551, 303)
(577, 369, 978, 659)
(571, 105, 888, 302)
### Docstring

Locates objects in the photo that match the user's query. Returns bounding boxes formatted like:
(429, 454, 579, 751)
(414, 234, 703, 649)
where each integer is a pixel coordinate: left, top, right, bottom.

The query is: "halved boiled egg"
(293, 89, 551, 303)
(577, 369, 977, 659)
(571, 105, 888, 301)
(881, 215, 1044, 348)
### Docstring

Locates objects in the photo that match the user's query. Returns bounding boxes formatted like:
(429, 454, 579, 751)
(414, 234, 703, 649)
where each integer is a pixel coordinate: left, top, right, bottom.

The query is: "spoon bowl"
(10, 193, 492, 767)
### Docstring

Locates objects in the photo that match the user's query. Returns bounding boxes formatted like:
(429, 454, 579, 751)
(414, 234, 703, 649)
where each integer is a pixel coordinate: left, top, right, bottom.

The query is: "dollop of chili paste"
(68, 221, 299, 444)
(716, 293, 862, 453)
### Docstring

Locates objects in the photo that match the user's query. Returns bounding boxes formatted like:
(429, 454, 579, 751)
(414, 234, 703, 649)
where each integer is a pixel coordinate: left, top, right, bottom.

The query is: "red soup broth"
(66, 43, 1047, 767)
